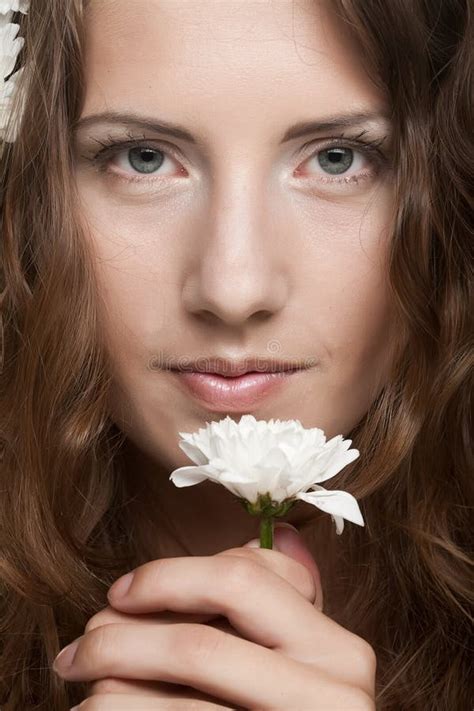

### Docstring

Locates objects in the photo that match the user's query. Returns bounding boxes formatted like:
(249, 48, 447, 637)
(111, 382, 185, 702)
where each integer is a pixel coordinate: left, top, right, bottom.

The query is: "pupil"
(128, 147, 164, 174)
(318, 147, 353, 175)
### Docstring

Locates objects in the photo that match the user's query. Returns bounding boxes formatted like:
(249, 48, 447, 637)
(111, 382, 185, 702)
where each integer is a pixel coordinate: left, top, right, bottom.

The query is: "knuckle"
(222, 556, 260, 596)
(345, 637, 377, 694)
(353, 638, 377, 675)
(221, 548, 317, 604)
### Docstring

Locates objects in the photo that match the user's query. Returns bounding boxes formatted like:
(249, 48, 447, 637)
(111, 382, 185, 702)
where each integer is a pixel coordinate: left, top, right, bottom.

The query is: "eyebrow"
(73, 109, 391, 145)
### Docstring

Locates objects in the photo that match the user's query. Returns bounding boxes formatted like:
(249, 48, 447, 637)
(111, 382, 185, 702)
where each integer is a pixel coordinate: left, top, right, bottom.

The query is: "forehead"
(81, 0, 387, 137)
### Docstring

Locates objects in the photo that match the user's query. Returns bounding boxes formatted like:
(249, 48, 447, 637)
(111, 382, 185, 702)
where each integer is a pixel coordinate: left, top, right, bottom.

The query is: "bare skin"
(74, 0, 397, 559)
(64, 0, 397, 705)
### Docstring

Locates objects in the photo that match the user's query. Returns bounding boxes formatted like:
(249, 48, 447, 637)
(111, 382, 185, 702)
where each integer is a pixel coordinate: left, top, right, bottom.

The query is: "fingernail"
(243, 538, 260, 548)
(273, 523, 300, 552)
(274, 522, 298, 533)
(53, 638, 80, 672)
(109, 571, 134, 599)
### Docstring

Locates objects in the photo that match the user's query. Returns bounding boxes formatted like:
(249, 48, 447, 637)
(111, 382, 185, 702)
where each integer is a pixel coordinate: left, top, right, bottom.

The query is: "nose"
(182, 178, 289, 328)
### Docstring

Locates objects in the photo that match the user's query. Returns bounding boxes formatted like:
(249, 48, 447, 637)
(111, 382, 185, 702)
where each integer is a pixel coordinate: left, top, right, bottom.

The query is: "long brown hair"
(0, 0, 472, 708)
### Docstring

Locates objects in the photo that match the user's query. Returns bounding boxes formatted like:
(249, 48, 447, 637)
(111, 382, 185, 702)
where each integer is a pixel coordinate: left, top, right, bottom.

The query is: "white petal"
(178, 440, 209, 466)
(0, 1, 29, 13)
(0, 10, 13, 25)
(243, 466, 287, 503)
(211, 461, 258, 485)
(213, 474, 256, 499)
(238, 414, 259, 435)
(0, 22, 24, 79)
(178, 428, 216, 462)
(169, 465, 210, 487)
(304, 440, 360, 486)
(333, 515, 345, 535)
(317, 439, 360, 482)
(261, 445, 290, 470)
(296, 486, 365, 527)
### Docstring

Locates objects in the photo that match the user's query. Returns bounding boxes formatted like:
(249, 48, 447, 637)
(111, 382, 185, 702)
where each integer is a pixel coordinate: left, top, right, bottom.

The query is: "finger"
(88, 677, 169, 696)
(88, 676, 242, 707)
(219, 543, 320, 608)
(74, 693, 236, 709)
(84, 615, 248, 706)
(84, 605, 221, 635)
(272, 523, 324, 611)
(80, 610, 374, 699)
(84, 605, 241, 660)
(105, 553, 345, 661)
(223, 539, 323, 611)
(53, 620, 364, 710)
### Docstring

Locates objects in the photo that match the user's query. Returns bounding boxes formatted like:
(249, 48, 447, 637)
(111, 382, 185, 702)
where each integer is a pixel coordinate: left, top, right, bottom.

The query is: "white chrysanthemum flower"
(0, 0, 28, 144)
(170, 414, 364, 537)
(0, 1, 29, 15)
(0, 19, 24, 78)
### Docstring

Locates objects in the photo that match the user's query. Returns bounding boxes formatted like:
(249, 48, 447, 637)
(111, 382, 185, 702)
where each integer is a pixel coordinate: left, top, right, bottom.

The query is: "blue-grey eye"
(318, 147, 353, 175)
(128, 147, 165, 174)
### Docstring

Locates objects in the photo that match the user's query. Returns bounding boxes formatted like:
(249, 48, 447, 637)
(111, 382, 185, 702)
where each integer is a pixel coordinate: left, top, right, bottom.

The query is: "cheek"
(316, 242, 392, 360)
(77, 188, 178, 362)
(95, 251, 168, 356)
(296, 187, 394, 354)
(293, 186, 396, 409)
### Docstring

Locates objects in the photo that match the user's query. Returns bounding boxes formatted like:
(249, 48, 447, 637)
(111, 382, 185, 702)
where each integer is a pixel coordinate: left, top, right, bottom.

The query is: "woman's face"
(75, 0, 396, 471)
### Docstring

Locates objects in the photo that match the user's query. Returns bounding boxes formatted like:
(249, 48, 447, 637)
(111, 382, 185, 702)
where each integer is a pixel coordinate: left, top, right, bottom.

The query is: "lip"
(170, 368, 306, 411)
(165, 355, 311, 377)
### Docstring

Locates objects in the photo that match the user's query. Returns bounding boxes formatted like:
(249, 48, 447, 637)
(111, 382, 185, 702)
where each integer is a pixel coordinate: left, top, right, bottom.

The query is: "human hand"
(70, 523, 322, 709)
(53, 524, 376, 709)
(69, 602, 247, 708)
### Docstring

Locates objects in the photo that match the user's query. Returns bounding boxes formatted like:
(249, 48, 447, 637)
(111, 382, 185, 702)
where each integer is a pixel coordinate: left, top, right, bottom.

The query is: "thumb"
(273, 522, 323, 611)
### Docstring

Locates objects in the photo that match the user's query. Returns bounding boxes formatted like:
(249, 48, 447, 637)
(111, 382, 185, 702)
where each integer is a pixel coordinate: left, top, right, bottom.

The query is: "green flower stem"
(259, 516, 274, 549)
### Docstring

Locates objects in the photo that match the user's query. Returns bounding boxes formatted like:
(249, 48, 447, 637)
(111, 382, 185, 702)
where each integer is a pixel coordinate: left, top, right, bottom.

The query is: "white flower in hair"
(0, 0, 28, 144)
(0, 0, 28, 13)
(170, 414, 364, 548)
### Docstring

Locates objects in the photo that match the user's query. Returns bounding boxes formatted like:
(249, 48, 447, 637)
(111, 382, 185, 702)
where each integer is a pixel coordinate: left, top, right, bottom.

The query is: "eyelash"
(83, 128, 389, 188)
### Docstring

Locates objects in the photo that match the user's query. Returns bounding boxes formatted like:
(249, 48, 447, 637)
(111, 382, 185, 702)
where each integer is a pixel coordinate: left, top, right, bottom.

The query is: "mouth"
(169, 367, 308, 412)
